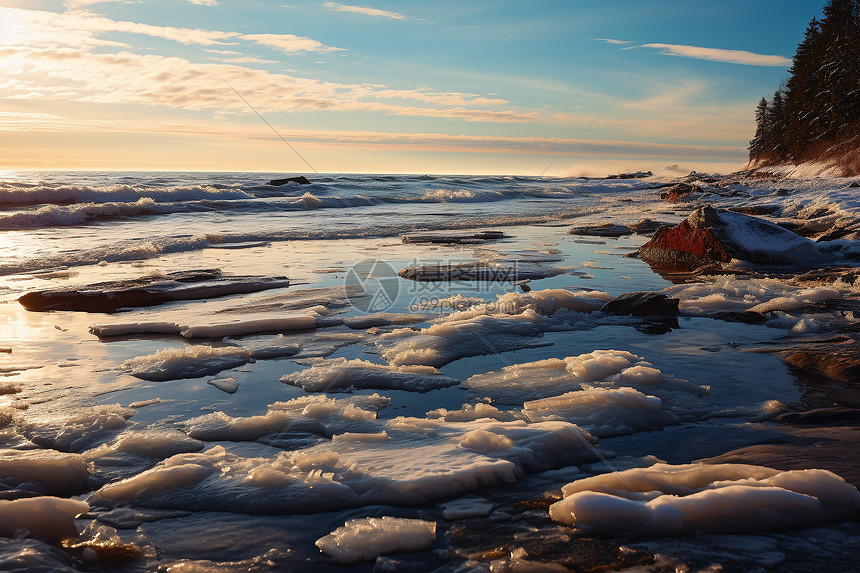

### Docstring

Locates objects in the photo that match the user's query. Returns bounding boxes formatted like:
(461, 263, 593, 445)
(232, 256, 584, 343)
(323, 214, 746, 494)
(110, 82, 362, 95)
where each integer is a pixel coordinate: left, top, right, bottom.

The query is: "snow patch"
(316, 517, 436, 565)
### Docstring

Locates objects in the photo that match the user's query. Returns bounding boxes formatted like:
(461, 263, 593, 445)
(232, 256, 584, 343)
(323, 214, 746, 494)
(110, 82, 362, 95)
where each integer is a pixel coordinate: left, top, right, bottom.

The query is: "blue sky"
(0, 0, 823, 174)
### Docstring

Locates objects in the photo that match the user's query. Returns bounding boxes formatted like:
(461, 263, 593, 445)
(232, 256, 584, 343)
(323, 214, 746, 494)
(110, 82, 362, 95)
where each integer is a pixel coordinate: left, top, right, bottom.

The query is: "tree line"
(748, 0, 860, 167)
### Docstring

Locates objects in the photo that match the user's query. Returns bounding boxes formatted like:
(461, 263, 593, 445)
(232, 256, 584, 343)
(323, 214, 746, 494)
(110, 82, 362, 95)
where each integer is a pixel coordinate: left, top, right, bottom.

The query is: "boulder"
(635, 206, 822, 270)
(601, 292, 679, 317)
(660, 183, 700, 203)
(268, 176, 311, 186)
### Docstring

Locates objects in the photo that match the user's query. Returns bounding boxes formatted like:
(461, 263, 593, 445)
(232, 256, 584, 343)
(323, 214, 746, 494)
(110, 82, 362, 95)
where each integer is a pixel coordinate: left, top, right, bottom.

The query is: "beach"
(1, 169, 860, 571)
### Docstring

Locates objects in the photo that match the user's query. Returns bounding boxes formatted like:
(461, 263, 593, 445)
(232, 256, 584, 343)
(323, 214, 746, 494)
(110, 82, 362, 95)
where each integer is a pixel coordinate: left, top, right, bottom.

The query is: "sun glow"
(0, 10, 22, 46)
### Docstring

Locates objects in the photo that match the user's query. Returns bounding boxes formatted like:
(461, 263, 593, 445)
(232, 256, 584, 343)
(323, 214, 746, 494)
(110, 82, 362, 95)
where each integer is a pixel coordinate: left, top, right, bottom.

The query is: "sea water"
(1, 170, 859, 571)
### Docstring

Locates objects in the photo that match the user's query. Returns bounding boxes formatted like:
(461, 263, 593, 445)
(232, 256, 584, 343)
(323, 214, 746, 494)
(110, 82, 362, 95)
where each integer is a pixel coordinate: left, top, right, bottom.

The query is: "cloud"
(593, 38, 633, 45)
(188, 0, 219, 5)
(323, 2, 407, 21)
(640, 43, 791, 67)
(241, 33, 343, 54)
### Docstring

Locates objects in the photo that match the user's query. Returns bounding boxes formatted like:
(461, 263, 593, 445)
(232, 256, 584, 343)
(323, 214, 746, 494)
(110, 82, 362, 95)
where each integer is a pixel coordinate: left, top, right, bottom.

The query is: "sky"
(0, 0, 825, 175)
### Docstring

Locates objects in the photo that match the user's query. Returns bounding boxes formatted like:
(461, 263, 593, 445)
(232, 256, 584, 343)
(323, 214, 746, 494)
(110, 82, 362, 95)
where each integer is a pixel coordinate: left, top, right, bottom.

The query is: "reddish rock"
(636, 206, 821, 270)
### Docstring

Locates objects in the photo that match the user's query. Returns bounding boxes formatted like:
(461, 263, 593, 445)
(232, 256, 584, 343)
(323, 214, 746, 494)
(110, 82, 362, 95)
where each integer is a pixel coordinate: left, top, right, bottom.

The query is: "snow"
(549, 463, 860, 535)
(315, 517, 436, 565)
(280, 357, 459, 393)
(121, 346, 252, 381)
(713, 208, 822, 264)
(0, 497, 89, 541)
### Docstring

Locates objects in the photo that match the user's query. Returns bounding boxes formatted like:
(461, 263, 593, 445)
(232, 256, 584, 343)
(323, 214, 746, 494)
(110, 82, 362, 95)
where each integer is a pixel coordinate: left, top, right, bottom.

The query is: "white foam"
(550, 463, 860, 535)
(280, 358, 459, 393)
(315, 517, 436, 565)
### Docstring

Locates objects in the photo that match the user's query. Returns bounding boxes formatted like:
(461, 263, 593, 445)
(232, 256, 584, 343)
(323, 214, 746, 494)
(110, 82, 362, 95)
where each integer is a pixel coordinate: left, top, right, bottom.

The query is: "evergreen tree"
(748, 97, 770, 159)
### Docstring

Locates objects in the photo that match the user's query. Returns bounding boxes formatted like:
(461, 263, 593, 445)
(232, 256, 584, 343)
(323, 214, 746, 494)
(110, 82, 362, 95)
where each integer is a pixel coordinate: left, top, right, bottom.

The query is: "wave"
(0, 208, 590, 277)
(0, 183, 255, 207)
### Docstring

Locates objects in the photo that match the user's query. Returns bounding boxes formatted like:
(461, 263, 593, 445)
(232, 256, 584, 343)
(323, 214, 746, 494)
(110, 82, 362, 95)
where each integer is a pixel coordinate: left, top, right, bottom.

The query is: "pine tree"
(748, 97, 770, 159)
(784, 17, 823, 159)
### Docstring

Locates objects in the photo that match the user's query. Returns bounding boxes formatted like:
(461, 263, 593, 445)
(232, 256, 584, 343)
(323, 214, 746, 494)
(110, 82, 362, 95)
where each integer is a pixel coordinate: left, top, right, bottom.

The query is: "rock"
(727, 205, 781, 216)
(402, 230, 505, 244)
(606, 171, 652, 179)
(849, 181, 860, 188)
(660, 183, 701, 203)
(635, 206, 822, 270)
(568, 223, 633, 237)
(627, 218, 671, 235)
(268, 176, 310, 186)
(18, 270, 291, 313)
(601, 292, 679, 317)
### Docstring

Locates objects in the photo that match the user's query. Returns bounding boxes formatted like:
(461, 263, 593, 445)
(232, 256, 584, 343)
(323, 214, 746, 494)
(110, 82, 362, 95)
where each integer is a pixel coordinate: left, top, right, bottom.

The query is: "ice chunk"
(19, 404, 135, 452)
(426, 403, 520, 422)
(207, 377, 239, 394)
(89, 417, 598, 514)
(121, 346, 252, 381)
(379, 289, 609, 367)
(281, 358, 459, 393)
(549, 463, 860, 535)
(0, 450, 91, 494)
(315, 517, 436, 565)
(0, 497, 89, 541)
(438, 495, 494, 520)
(179, 314, 317, 338)
(185, 394, 390, 442)
(84, 429, 204, 459)
(523, 386, 680, 438)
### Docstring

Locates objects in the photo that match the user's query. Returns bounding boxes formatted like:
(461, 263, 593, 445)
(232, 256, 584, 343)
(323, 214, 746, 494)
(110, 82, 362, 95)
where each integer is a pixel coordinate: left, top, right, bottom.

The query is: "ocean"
(1, 170, 859, 571)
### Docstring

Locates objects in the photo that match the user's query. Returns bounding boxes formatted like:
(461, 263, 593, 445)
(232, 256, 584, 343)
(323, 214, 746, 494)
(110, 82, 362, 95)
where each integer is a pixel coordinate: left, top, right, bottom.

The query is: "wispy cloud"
(593, 38, 633, 45)
(241, 33, 343, 54)
(188, 0, 219, 6)
(323, 2, 407, 21)
(640, 43, 791, 67)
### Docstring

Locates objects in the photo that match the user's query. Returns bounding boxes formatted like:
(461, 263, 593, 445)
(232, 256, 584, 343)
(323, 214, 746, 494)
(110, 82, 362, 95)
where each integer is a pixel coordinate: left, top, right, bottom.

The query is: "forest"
(748, 0, 860, 174)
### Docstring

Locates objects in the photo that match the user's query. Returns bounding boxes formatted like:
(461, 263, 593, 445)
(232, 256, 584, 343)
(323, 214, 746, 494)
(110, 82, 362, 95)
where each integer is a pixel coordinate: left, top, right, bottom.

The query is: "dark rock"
(568, 223, 632, 237)
(776, 188, 791, 196)
(402, 230, 505, 244)
(627, 218, 671, 235)
(849, 181, 860, 188)
(267, 176, 311, 186)
(601, 292, 680, 317)
(709, 311, 767, 325)
(635, 206, 821, 270)
(727, 205, 781, 216)
(606, 171, 652, 179)
(660, 183, 701, 203)
(783, 348, 860, 385)
(18, 270, 291, 313)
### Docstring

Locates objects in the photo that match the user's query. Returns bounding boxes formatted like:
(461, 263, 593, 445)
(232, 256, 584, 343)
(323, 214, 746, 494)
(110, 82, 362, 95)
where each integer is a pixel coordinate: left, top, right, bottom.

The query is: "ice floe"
(0, 497, 89, 541)
(379, 289, 610, 367)
(121, 346, 252, 381)
(316, 517, 436, 565)
(84, 429, 204, 460)
(207, 377, 239, 394)
(549, 463, 860, 535)
(18, 404, 135, 452)
(281, 358, 459, 393)
(89, 414, 598, 514)
(0, 449, 92, 494)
